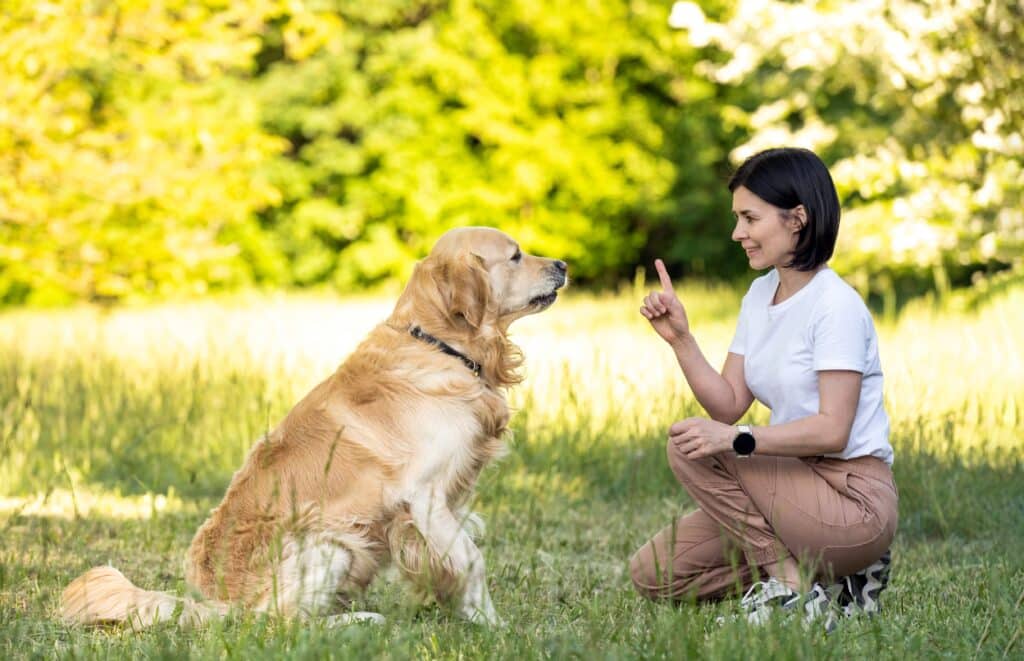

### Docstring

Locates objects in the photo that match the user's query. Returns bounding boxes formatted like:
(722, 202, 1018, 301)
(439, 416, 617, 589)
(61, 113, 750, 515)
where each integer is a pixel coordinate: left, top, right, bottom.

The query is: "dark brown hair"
(728, 147, 841, 271)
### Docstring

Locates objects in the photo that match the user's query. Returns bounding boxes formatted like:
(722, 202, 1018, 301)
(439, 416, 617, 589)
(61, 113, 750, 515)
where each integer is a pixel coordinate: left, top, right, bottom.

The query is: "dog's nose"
(552, 260, 567, 274)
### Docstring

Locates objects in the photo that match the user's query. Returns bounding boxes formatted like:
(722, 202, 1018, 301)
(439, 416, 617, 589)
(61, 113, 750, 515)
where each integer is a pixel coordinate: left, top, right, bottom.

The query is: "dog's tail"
(60, 566, 229, 629)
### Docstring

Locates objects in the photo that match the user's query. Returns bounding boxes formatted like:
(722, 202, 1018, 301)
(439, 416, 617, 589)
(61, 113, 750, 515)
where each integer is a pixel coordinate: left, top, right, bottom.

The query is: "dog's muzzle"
(529, 261, 568, 308)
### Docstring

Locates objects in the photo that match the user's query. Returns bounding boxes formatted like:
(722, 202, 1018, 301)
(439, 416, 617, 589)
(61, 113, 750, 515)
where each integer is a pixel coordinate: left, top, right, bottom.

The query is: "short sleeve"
(812, 294, 870, 373)
(728, 294, 751, 356)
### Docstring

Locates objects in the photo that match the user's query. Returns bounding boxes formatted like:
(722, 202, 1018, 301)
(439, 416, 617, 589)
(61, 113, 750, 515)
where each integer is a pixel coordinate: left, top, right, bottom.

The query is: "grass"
(1, 282, 1022, 659)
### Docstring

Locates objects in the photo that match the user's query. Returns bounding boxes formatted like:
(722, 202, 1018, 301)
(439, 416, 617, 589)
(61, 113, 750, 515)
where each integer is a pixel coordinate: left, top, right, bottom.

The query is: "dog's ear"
(439, 255, 491, 329)
(398, 254, 492, 331)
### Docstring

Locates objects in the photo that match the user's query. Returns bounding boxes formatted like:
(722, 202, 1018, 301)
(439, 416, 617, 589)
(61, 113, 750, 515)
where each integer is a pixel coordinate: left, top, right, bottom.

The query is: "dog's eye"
(511, 249, 522, 263)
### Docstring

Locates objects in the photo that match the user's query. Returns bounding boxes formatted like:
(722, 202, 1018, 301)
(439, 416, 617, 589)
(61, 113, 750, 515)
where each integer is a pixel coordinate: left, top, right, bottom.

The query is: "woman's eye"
(512, 250, 522, 262)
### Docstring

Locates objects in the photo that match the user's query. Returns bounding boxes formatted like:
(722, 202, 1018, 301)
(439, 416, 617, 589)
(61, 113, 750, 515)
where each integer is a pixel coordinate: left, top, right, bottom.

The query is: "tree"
(0, 0, 284, 304)
(252, 0, 741, 289)
(670, 0, 1024, 301)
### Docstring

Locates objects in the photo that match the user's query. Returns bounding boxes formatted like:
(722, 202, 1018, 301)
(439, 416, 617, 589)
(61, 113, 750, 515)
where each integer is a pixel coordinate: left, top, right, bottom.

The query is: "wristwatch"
(733, 425, 756, 456)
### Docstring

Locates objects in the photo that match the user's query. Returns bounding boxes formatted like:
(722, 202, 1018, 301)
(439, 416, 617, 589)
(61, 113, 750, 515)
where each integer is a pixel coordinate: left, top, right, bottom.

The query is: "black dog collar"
(409, 326, 482, 377)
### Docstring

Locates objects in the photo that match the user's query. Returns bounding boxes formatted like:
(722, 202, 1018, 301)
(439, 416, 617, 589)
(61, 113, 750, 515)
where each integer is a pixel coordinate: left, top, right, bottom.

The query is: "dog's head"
(430, 227, 568, 327)
(400, 227, 568, 331)
(391, 227, 567, 385)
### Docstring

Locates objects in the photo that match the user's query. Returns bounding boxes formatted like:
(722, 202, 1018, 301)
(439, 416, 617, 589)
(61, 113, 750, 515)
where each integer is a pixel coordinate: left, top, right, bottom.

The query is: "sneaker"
(720, 581, 839, 630)
(835, 550, 891, 617)
(726, 578, 840, 630)
(799, 581, 843, 633)
(738, 577, 800, 625)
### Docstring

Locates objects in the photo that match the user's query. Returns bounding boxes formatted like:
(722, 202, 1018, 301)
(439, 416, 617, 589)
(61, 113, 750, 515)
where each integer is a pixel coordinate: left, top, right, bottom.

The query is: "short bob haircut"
(728, 147, 841, 272)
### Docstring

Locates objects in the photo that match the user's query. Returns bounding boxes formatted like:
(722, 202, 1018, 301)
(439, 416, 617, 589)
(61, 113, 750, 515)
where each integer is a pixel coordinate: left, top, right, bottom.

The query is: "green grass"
(1, 284, 1022, 659)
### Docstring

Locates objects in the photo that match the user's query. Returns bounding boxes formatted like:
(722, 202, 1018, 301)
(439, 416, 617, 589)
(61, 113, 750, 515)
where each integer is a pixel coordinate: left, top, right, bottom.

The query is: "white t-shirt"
(728, 268, 893, 465)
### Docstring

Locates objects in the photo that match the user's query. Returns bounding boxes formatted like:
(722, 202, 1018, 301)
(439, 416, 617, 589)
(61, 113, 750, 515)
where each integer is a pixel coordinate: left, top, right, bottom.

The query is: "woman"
(630, 147, 896, 628)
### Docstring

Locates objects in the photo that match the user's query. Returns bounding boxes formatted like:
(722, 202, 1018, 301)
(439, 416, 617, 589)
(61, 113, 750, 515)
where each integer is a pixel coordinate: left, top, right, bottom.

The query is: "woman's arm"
(671, 340, 754, 424)
(668, 370, 862, 459)
(640, 259, 754, 423)
(748, 370, 862, 456)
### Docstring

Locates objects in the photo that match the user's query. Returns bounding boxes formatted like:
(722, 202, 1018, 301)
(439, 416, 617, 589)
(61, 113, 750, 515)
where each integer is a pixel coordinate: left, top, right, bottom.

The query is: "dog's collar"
(409, 326, 482, 377)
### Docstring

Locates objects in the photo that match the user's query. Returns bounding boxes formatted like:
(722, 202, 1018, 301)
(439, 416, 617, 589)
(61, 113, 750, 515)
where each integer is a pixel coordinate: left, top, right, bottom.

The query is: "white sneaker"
(836, 549, 892, 616)
(801, 581, 843, 633)
(738, 577, 800, 625)
(719, 578, 841, 630)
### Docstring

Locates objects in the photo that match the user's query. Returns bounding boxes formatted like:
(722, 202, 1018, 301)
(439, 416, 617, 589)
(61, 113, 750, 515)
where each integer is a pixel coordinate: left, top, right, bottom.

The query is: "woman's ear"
(790, 205, 808, 233)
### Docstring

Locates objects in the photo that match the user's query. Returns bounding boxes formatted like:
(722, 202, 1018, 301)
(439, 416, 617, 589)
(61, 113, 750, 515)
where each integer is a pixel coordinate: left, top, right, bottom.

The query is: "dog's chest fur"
(394, 381, 509, 507)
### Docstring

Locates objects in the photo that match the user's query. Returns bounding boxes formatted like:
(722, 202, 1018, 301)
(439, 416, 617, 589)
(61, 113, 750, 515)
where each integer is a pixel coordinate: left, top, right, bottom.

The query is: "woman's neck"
(773, 264, 826, 305)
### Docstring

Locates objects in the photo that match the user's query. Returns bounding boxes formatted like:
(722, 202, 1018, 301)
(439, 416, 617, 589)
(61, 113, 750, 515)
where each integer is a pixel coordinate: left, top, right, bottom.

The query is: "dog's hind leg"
(406, 489, 502, 626)
(266, 532, 383, 624)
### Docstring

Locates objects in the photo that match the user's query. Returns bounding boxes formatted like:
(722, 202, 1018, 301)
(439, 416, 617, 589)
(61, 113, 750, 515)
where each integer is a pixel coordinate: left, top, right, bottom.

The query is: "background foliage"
(673, 0, 1024, 302)
(1, 0, 1021, 305)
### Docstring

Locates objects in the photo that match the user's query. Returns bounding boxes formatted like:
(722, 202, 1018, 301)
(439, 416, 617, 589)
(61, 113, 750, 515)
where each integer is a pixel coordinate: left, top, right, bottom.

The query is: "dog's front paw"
(325, 611, 386, 626)
(461, 605, 505, 628)
(458, 595, 504, 627)
(458, 510, 486, 540)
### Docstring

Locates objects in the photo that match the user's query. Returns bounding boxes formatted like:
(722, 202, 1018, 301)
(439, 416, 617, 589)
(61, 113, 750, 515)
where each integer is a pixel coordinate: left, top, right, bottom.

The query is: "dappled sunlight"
(1, 286, 1021, 496)
(2, 0, 1021, 654)
(0, 294, 393, 383)
(510, 319, 739, 443)
(879, 289, 1023, 459)
(2, 287, 1023, 659)
(0, 487, 194, 521)
(499, 471, 591, 505)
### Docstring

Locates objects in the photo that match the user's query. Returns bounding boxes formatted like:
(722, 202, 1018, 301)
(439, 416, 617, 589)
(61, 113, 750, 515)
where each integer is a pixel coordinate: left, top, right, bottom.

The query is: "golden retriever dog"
(60, 226, 567, 628)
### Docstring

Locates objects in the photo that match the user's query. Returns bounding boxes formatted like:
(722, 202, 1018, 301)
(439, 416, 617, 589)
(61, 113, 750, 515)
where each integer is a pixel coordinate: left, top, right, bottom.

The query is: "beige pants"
(630, 439, 898, 602)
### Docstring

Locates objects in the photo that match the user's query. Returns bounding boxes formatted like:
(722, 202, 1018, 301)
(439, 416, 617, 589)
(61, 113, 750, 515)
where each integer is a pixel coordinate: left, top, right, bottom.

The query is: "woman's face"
(730, 186, 804, 271)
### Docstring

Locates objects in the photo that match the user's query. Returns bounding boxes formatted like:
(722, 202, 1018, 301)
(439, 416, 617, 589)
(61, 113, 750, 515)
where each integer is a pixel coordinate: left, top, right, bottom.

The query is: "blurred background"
(2, 0, 1021, 309)
(2, 4, 1023, 656)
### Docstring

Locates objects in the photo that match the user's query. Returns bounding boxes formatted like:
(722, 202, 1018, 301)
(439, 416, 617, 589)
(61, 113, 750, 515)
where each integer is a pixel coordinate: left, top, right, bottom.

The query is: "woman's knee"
(630, 535, 693, 601)
(665, 437, 704, 488)
(629, 543, 667, 600)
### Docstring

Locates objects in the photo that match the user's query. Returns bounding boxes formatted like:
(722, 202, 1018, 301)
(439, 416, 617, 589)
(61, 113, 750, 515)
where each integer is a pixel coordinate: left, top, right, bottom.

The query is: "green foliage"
(670, 0, 1024, 298)
(0, 0, 738, 304)
(0, 0, 285, 305)
(1, 1, 1021, 304)
(253, 0, 737, 289)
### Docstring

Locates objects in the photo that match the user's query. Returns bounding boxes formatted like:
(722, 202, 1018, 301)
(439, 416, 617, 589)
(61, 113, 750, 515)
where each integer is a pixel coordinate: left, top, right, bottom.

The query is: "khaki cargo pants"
(630, 440, 898, 601)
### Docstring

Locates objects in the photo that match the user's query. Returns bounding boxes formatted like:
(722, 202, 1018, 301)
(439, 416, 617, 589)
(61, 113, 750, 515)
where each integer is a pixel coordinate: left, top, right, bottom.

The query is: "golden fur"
(60, 227, 567, 628)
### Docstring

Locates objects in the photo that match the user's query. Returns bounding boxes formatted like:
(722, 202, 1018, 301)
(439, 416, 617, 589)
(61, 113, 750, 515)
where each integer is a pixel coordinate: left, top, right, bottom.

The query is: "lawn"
(1, 283, 1022, 659)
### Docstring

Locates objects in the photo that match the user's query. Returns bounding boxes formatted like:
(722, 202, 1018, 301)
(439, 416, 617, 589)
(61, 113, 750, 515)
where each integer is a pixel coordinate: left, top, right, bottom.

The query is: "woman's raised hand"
(640, 259, 691, 346)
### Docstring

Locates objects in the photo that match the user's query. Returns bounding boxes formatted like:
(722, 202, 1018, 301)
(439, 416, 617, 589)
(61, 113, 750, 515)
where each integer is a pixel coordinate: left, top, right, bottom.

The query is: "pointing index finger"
(654, 259, 675, 293)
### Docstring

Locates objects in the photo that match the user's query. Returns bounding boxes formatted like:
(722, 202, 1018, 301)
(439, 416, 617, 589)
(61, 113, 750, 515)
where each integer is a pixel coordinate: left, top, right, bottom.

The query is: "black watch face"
(734, 432, 756, 455)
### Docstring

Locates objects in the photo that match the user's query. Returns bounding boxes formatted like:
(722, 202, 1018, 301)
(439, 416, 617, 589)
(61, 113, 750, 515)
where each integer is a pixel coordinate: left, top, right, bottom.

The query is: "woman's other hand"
(668, 417, 735, 459)
(640, 259, 691, 346)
